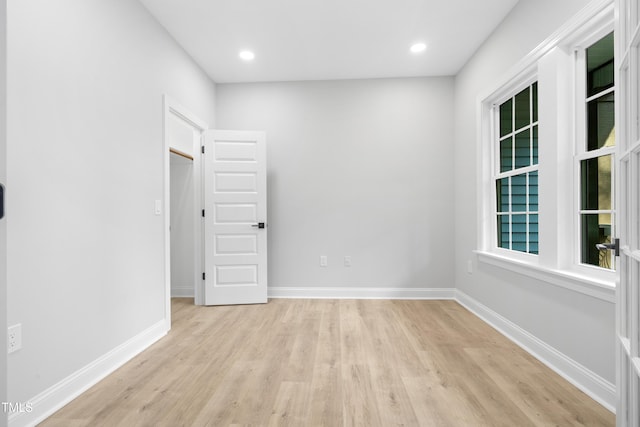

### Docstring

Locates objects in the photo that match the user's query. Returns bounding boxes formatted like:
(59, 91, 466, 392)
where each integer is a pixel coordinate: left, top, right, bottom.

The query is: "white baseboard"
(171, 285, 194, 298)
(268, 286, 456, 300)
(454, 289, 616, 413)
(10, 320, 168, 427)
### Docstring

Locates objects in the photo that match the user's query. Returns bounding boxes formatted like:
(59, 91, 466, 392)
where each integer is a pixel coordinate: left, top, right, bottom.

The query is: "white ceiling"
(139, 0, 519, 83)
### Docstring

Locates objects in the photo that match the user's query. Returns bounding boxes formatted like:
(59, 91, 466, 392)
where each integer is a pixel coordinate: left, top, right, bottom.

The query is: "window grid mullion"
(586, 85, 615, 103)
(530, 85, 534, 167)
(512, 95, 516, 171)
(496, 164, 539, 180)
(510, 176, 513, 251)
(498, 122, 539, 141)
(526, 172, 530, 253)
(576, 146, 616, 161)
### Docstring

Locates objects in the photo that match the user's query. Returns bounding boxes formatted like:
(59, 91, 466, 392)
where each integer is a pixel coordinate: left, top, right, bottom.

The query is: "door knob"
(252, 222, 266, 229)
(596, 238, 619, 256)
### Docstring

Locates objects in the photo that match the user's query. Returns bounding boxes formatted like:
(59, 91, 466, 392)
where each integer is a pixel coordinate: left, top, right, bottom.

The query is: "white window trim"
(476, 0, 616, 302)
(475, 250, 616, 302)
(571, 27, 617, 278)
(490, 76, 540, 259)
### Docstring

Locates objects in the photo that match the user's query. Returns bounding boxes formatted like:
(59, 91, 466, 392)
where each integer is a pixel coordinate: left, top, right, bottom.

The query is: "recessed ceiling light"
(239, 50, 255, 61)
(410, 43, 427, 54)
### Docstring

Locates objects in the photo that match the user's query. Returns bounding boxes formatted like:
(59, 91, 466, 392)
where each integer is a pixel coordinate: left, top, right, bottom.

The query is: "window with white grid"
(495, 83, 539, 255)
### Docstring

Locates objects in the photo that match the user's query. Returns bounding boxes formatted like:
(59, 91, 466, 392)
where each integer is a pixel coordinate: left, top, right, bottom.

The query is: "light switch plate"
(8, 324, 21, 354)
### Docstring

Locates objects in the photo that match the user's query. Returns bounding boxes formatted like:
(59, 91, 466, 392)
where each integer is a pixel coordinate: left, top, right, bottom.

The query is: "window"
(577, 32, 615, 270)
(495, 83, 539, 254)
(477, 2, 616, 297)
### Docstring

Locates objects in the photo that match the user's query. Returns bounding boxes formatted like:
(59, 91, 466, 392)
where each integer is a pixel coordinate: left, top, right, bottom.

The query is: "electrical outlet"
(320, 255, 328, 267)
(344, 256, 352, 267)
(8, 324, 22, 354)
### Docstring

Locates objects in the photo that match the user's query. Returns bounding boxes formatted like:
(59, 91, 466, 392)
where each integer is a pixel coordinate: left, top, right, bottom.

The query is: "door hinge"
(0, 184, 4, 220)
(201, 146, 205, 154)
(202, 272, 206, 280)
(202, 209, 205, 217)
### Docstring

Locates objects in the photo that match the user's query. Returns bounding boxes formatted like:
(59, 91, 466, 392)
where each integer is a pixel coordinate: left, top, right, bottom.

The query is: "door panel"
(215, 172, 258, 192)
(215, 203, 258, 223)
(215, 234, 258, 255)
(215, 264, 258, 286)
(203, 130, 267, 305)
(616, 0, 640, 424)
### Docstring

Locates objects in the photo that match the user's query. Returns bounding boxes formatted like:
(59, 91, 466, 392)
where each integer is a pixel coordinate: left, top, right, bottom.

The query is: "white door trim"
(615, 0, 640, 423)
(0, 1, 7, 425)
(163, 95, 209, 328)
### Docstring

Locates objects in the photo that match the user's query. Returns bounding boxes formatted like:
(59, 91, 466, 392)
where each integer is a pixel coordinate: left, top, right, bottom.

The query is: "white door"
(616, 0, 640, 424)
(203, 130, 268, 305)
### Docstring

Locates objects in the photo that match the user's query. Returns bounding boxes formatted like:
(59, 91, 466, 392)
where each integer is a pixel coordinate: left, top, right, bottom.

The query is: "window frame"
(479, 68, 539, 266)
(572, 28, 617, 276)
(494, 82, 540, 256)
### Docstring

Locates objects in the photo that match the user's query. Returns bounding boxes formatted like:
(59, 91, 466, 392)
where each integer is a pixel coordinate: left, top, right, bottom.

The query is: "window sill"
(474, 250, 615, 302)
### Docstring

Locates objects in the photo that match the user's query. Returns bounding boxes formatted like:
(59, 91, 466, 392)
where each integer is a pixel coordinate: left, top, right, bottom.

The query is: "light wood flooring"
(41, 298, 614, 426)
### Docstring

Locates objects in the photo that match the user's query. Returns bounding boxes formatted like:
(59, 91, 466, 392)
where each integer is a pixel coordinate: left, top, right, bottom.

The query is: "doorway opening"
(170, 149, 195, 298)
(163, 96, 208, 327)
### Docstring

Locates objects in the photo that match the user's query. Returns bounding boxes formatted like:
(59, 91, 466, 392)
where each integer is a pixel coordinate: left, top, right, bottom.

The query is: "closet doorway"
(163, 96, 208, 325)
(170, 148, 195, 298)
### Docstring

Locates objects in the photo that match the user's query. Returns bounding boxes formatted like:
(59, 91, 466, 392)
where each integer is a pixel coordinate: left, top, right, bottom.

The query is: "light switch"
(154, 200, 162, 215)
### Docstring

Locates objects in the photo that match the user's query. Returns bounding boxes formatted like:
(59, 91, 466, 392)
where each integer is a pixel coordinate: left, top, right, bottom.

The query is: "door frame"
(0, 1, 7, 425)
(163, 95, 208, 328)
(615, 0, 640, 423)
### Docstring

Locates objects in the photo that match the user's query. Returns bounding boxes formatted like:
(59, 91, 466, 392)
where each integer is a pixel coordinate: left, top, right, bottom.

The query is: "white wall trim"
(455, 289, 616, 413)
(163, 94, 209, 323)
(268, 286, 456, 300)
(171, 285, 195, 298)
(9, 321, 168, 427)
(476, 0, 613, 103)
(475, 251, 616, 303)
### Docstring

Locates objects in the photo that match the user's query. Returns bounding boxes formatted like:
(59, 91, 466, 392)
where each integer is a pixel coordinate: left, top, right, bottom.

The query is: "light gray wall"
(217, 78, 455, 290)
(0, 0, 7, 425)
(453, 0, 615, 383)
(6, 0, 215, 404)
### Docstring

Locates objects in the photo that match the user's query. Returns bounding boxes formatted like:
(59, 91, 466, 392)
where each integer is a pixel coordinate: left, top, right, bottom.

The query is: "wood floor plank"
(369, 362, 420, 427)
(401, 375, 477, 427)
(306, 362, 343, 426)
(305, 301, 344, 426)
(341, 364, 384, 427)
(267, 381, 311, 427)
(40, 298, 614, 427)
